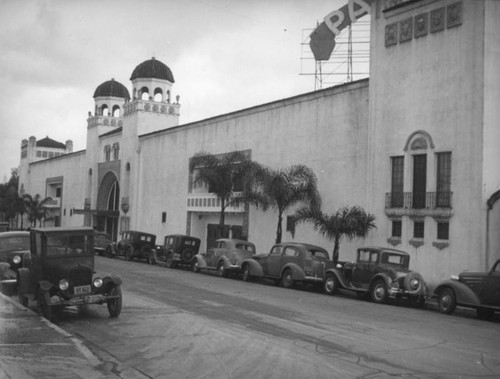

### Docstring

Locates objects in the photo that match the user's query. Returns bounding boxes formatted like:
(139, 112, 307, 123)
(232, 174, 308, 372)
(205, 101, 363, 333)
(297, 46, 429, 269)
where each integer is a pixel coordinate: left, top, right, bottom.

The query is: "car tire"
(125, 246, 134, 261)
(323, 273, 338, 296)
(242, 264, 252, 282)
(107, 285, 122, 318)
(166, 253, 175, 268)
(437, 287, 456, 315)
(281, 269, 294, 288)
(371, 279, 388, 304)
(217, 262, 227, 278)
(37, 289, 53, 321)
(192, 259, 200, 273)
(181, 249, 194, 263)
(477, 308, 494, 321)
(106, 245, 114, 258)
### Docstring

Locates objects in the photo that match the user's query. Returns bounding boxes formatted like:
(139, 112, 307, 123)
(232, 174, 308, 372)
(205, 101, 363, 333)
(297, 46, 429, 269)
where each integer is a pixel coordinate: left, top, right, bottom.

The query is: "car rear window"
(309, 249, 329, 261)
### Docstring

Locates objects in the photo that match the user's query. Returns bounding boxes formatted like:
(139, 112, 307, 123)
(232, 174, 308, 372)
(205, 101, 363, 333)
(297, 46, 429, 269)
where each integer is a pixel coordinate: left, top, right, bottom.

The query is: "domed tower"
(125, 57, 180, 134)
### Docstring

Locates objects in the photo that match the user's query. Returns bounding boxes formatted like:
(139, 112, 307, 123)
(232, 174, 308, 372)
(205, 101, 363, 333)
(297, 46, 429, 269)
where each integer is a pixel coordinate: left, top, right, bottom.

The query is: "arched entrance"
(96, 172, 120, 241)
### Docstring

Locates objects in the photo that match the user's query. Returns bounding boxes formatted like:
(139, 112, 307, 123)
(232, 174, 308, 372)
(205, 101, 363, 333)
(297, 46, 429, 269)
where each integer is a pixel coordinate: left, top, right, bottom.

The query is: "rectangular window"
(42, 151, 48, 158)
(436, 152, 452, 207)
(162, 212, 167, 223)
(391, 156, 404, 207)
(56, 187, 62, 197)
(286, 216, 296, 232)
(437, 222, 449, 240)
(414, 221, 424, 238)
(36, 151, 42, 157)
(392, 220, 402, 238)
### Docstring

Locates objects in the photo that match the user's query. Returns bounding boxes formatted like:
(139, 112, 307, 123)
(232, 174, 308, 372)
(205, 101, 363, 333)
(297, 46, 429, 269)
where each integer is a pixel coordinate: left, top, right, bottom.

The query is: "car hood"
(44, 257, 94, 285)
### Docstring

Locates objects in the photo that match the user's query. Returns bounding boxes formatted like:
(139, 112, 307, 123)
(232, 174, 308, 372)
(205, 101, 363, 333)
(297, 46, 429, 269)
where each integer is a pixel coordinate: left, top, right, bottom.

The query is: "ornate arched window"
(112, 143, 120, 160)
(104, 145, 111, 162)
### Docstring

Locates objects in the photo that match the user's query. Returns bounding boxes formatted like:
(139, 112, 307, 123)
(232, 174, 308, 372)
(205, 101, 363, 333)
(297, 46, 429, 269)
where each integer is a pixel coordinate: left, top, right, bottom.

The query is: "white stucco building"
(18, 0, 500, 286)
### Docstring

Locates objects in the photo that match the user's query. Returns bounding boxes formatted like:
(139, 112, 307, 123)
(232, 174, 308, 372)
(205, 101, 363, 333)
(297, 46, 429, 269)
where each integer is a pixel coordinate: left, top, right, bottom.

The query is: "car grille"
(69, 266, 92, 287)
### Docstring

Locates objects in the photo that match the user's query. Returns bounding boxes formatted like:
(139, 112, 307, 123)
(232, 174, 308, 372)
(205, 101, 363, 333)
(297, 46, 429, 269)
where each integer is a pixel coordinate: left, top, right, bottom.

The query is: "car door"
(352, 249, 378, 287)
(262, 245, 282, 277)
(482, 260, 500, 305)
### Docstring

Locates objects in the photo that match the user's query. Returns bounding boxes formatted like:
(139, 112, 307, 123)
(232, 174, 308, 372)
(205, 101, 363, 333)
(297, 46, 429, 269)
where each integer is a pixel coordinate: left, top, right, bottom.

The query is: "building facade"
(18, 0, 500, 285)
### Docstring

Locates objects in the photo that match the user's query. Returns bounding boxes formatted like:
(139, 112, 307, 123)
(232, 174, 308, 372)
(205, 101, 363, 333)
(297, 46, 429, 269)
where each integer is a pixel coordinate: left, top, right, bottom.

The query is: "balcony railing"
(187, 193, 245, 213)
(385, 192, 452, 210)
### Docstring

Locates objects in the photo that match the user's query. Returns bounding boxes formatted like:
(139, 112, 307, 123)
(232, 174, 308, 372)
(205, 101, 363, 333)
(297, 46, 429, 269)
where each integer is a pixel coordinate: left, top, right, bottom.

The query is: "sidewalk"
(0, 292, 113, 378)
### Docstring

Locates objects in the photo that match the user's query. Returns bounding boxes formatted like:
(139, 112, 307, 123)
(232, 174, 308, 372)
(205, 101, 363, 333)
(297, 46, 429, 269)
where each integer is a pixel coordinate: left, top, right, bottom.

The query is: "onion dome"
(93, 78, 130, 100)
(130, 57, 175, 83)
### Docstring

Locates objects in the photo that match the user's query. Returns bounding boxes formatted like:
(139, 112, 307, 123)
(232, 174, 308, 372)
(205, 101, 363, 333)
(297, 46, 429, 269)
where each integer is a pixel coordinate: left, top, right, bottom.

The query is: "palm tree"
(250, 164, 320, 244)
(294, 205, 376, 264)
(23, 194, 53, 227)
(189, 151, 258, 238)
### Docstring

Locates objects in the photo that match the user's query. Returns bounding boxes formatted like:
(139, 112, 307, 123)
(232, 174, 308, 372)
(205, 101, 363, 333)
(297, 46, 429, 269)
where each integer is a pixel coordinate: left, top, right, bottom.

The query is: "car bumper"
(388, 288, 426, 298)
(50, 293, 119, 306)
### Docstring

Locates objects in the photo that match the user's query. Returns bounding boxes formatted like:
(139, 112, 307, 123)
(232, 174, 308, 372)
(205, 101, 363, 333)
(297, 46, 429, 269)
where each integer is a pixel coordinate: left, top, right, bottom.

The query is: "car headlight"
(410, 278, 420, 290)
(12, 255, 21, 265)
(59, 279, 69, 291)
(93, 278, 103, 288)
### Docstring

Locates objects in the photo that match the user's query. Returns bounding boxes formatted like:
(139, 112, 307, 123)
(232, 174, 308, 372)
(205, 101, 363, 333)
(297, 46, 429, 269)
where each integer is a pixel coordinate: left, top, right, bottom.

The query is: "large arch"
(96, 172, 120, 241)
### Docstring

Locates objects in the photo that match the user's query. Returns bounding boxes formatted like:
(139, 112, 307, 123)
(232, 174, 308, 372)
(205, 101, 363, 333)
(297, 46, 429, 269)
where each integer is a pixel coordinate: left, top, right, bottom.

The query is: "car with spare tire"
(109, 230, 156, 263)
(154, 234, 201, 268)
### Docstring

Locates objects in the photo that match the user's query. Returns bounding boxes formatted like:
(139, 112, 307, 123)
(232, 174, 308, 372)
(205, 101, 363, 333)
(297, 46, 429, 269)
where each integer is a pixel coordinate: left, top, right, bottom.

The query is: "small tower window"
(112, 143, 120, 160)
(101, 104, 109, 116)
(112, 105, 121, 117)
(104, 145, 111, 162)
(140, 87, 150, 100)
(154, 88, 163, 102)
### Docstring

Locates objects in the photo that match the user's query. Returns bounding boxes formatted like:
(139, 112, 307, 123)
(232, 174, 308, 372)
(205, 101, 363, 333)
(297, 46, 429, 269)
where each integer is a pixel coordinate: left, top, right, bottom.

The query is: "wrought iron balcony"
(187, 193, 245, 213)
(385, 192, 453, 210)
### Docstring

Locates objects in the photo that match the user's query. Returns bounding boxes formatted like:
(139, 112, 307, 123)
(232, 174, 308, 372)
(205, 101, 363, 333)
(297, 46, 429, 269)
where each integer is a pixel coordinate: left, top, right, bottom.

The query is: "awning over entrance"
(72, 209, 119, 217)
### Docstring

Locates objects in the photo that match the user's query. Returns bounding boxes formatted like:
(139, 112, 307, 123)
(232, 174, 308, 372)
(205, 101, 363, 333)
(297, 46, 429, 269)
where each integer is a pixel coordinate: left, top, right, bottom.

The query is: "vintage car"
(433, 259, 500, 320)
(108, 230, 156, 263)
(94, 231, 112, 256)
(16, 227, 122, 320)
(0, 231, 30, 295)
(240, 242, 332, 288)
(324, 246, 428, 305)
(154, 234, 201, 268)
(192, 238, 256, 277)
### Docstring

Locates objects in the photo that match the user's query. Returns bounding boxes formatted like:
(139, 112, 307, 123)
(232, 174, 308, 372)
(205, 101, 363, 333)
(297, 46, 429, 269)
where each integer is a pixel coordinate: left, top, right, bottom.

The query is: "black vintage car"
(324, 246, 428, 305)
(434, 259, 500, 320)
(17, 227, 122, 320)
(108, 230, 156, 263)
(0, 231, 30, 295)
(154, 234, 201, 268)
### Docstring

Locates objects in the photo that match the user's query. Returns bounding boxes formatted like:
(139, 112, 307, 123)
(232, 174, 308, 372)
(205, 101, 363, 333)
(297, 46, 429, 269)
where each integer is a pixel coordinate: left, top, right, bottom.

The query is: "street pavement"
(0, 292, 113, 379)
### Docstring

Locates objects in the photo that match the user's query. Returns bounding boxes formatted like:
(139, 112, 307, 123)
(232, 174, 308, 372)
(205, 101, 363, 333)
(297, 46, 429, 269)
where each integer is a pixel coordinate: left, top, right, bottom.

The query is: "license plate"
(74, 285, 91, 295)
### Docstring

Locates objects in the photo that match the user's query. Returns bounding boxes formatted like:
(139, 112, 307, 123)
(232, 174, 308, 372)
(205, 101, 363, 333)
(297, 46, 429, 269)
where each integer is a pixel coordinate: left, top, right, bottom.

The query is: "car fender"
(0, 262, 10, 279)
(434, 280, 481, 306)
(217, 255, 231, 268)
(281, 263, 305, 281)
(369, 273, 392, 289)
(103, 275, 122, 287)
(325, 268, 350, 289)
(241, 259, 264, 277)
(17, 268, 33, 294)
(194, 254, 208, 268)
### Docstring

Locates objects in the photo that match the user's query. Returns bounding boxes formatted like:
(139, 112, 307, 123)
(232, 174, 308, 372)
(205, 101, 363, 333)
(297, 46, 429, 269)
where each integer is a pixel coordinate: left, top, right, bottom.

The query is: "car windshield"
(46, 235, 91, 256)
(235, 243, 255, 252)
(381, 252, 407, 267)
(0, 236, 30, 252)
(308, 249, 329, 262)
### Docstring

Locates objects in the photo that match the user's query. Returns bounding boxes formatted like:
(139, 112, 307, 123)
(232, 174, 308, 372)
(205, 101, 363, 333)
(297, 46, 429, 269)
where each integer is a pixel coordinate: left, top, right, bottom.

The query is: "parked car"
(94, 231, 112, 256)
(16, 227, 122, 320)
(109, 230, 156, 263)
(0, 231, 30, 295)
(192, 238, 256, 277)
(433, 259, 500, 320)
(324, 246, 428, 305)
(240, 242, 332, 288)
(154, 234, 201, 268)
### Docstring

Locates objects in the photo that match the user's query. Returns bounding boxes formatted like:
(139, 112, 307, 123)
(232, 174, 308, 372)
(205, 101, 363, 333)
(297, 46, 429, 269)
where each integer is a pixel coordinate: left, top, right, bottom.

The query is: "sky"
(0, 0, 364, 182)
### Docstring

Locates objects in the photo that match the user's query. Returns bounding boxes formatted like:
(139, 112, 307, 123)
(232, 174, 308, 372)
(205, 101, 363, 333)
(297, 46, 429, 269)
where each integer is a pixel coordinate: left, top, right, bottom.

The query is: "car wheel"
(192, 259, 200, 273)
(37, 289, 53, 321)
(107, 285, 122, 318)
(147, 252, 156, 265)
(217, 262, 227, 278)
(181, 249, 194, 263)
(125, 246, 134, 261)
(477, 308, 494, 321)
(437, 287, 456, 315)
(166, 253, 175, 268)
(18, 291, 29, 307)
(371, 279, 388, 304)
(323, 273, 338, 296)
(281, 269, 294, 288)
(106, 245, 114, 258)
(242, 264, 252, 282)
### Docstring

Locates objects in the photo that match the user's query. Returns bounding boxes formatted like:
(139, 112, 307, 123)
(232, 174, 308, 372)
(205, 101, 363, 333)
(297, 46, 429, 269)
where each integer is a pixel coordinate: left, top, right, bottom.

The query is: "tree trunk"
(219, 198, 226, 238)
(276, 212, 283, 244)
(332, 235, 340, 265)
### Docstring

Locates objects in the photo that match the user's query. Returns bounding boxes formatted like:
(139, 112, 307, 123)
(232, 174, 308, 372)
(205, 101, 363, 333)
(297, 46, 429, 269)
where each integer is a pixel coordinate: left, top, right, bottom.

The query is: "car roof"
(276, 242, 327, 251)
(358, 246, 409, 256)
(216, 238, 254, 245)
(0, 231, 30, 238)
(122, 230, 156, 237)
(31, 226, 94, 233)
(166, 234, 200, 240)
